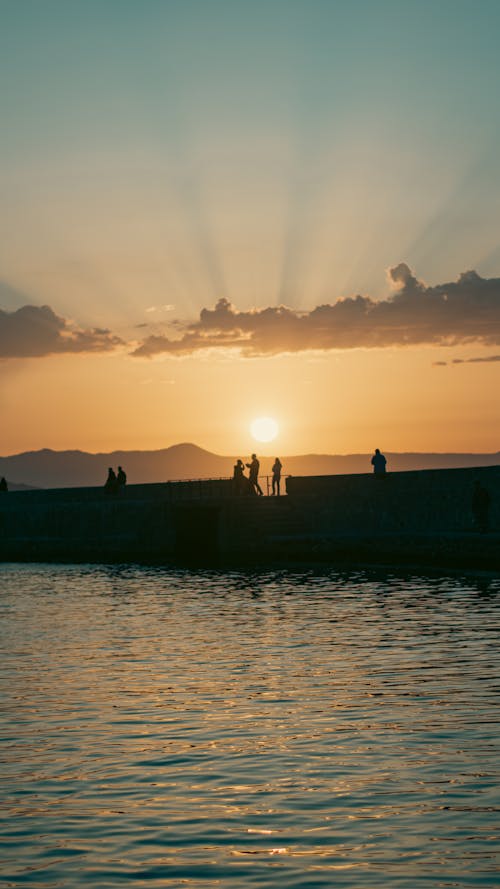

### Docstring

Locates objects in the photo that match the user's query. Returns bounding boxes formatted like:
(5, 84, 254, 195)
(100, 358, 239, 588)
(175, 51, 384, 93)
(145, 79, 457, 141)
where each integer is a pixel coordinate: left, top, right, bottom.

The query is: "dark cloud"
(452, 354, 500, 364)
(435, 354, 500, 366)
(0, 305, 123, 358)
(133, 264, 500, 358)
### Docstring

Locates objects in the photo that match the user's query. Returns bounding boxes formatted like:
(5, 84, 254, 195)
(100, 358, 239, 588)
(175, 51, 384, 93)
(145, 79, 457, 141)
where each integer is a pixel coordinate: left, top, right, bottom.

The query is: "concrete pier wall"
(0, 465, 498, 569)
(286, 464, 500, 533)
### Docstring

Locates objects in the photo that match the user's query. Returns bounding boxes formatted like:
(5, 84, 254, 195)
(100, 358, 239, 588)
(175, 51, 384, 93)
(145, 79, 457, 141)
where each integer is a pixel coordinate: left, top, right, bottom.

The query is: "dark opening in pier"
(174, 504, 221, 560)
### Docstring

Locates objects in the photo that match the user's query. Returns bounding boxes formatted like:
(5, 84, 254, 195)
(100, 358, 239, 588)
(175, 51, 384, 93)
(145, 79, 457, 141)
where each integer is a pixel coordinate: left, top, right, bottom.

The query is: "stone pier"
(0, 465, 498, 570)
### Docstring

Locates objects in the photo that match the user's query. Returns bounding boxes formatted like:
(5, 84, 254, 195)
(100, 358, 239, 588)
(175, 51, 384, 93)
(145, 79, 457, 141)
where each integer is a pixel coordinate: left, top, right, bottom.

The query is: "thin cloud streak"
(435, 354, 500, 366)
(133, 264, 500, 358)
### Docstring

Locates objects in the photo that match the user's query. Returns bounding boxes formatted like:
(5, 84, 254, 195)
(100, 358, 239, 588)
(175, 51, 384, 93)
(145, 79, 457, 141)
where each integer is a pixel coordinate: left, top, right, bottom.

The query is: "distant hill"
(0, 444, 498, 489)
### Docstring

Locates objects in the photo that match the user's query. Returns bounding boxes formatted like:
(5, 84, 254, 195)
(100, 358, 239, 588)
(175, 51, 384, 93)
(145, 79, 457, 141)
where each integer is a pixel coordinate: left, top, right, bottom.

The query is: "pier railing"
(163, 475, 288, 501)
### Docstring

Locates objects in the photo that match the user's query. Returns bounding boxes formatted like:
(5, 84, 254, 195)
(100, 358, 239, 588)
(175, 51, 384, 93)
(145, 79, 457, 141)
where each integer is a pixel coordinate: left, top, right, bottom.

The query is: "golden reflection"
(231, 848, 289, 855)
(3, 564, 499, 886)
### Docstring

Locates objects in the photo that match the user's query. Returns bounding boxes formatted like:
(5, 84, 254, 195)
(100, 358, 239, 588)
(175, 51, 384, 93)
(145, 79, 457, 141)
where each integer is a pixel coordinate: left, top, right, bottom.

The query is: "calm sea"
(1, 564, 499, 888)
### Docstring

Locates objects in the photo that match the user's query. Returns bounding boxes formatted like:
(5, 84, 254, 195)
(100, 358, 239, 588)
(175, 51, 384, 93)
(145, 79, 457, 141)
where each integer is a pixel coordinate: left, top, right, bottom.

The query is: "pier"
(0, 464, 498, 570)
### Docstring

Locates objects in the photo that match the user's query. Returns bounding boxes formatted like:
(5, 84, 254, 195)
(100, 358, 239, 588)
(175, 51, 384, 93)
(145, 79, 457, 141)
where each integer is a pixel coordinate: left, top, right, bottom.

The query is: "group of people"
(233, 454, 283, 496)
(1, 451, 492, 535)
(100, 450, 386, 496)
(104, 465, 127, 493)
(233, 449, 389, 492)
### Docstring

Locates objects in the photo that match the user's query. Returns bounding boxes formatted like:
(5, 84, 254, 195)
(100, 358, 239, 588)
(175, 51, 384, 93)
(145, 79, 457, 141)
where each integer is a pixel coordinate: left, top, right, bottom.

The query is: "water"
(1, 564, 499, 888)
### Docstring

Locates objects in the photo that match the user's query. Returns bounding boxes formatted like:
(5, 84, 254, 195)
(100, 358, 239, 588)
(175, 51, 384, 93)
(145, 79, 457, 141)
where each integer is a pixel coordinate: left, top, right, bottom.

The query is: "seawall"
(0, 465, 498, 570)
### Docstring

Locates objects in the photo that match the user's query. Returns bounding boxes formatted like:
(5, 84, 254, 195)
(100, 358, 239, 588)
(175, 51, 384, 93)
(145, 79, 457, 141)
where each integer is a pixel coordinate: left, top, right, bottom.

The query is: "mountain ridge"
(0, 444, 498, 489)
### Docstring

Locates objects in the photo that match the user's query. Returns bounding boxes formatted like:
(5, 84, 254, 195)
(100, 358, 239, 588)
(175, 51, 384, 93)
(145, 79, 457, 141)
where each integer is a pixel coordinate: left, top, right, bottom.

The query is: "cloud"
(0, 305, 123, 358)
(435, 354, 500, 366)
(133, 264, 500, 358)
(145, 304, 175, 314)
(453, 355, 500, 363)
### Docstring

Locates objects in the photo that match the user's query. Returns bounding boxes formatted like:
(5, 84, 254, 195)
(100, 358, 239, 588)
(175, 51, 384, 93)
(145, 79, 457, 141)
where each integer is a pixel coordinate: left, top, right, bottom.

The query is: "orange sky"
(1, 2, 500, 457)
(2, 341, 499, 456)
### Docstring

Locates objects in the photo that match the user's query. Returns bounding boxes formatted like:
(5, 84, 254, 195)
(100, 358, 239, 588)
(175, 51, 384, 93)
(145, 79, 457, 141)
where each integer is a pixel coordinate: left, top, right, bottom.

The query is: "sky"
(1, 0, 500, 457)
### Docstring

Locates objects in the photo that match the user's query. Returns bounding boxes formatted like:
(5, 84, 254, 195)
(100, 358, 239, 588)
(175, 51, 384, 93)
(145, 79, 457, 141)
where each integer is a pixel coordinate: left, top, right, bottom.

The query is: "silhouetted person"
(104, 467, 117, 494)
(0, 477, 7, 492)
(472, 480, 490, 533)
(117, 466, 127, 488)
(272, 458, 282, 496)
(246, 453, 263, 496)
(233, 459, 247, 495)
(371, 448, 387, 478)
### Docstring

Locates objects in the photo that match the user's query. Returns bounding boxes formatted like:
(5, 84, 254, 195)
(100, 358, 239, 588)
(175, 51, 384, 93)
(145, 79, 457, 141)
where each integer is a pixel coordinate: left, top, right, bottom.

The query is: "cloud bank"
(0, 305, 123, 358)
(3, 264, 499, 360)
(134, 264, 500, 358)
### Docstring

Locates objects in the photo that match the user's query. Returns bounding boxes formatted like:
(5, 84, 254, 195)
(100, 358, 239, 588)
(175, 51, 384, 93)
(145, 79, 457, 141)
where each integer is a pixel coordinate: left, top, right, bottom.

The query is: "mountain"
(0, 444, 498, 489)
(0, 444, 227, 489)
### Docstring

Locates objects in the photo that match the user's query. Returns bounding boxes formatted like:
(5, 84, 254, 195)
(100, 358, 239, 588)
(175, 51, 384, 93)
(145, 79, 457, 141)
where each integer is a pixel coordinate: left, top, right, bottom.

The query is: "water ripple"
(1, 564, 499, 887)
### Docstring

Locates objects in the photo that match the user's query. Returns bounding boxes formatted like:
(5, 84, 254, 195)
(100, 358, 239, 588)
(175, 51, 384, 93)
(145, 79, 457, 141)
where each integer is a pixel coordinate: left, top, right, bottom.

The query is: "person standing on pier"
(104, 467, 117, 493)
(246, 454, 263, 496)
(371, 448, 387, 478)
(272, 458, 282, 496)
(233, 459, 247, 495)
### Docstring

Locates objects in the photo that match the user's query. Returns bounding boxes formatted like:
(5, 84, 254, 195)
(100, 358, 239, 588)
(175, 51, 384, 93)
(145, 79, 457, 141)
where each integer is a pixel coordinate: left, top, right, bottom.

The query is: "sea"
(1, 563, 499, 888)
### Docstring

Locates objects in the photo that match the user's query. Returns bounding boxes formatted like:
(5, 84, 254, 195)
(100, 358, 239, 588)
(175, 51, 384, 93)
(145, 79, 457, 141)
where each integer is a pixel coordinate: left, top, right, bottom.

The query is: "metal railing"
(163, 475, 289, 501)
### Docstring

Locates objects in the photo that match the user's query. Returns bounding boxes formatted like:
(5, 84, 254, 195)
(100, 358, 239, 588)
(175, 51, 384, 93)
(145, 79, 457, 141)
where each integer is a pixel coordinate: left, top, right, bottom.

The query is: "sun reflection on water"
(1, 565, 499, 887)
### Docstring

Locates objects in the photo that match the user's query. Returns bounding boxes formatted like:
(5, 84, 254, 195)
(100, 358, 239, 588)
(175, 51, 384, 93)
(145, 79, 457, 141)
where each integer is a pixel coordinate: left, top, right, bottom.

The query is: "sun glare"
(250, 417, 279, 443)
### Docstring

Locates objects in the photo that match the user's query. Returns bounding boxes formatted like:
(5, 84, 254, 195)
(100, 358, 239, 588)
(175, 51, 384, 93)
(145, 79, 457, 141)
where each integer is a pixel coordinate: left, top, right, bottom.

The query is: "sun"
(250, 417, 279, 443)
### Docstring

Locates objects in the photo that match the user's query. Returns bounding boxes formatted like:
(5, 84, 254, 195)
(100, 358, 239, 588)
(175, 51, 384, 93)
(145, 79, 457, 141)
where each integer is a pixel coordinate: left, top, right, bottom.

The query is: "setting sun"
(250, 417, 279, 443)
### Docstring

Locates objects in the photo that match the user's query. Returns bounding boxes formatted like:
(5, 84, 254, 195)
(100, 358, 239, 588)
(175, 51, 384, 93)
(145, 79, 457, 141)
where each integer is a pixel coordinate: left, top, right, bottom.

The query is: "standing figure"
(233, 459, 247, 495)
(0, 477, 8, 492)
(272, 458, 282, 496)
(472, 480, 490, 533)
(371, 448, 387, 478)
(104, 467, 117, 493)
(117, 466, 127, 488)
(246, 453, 263, 496)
